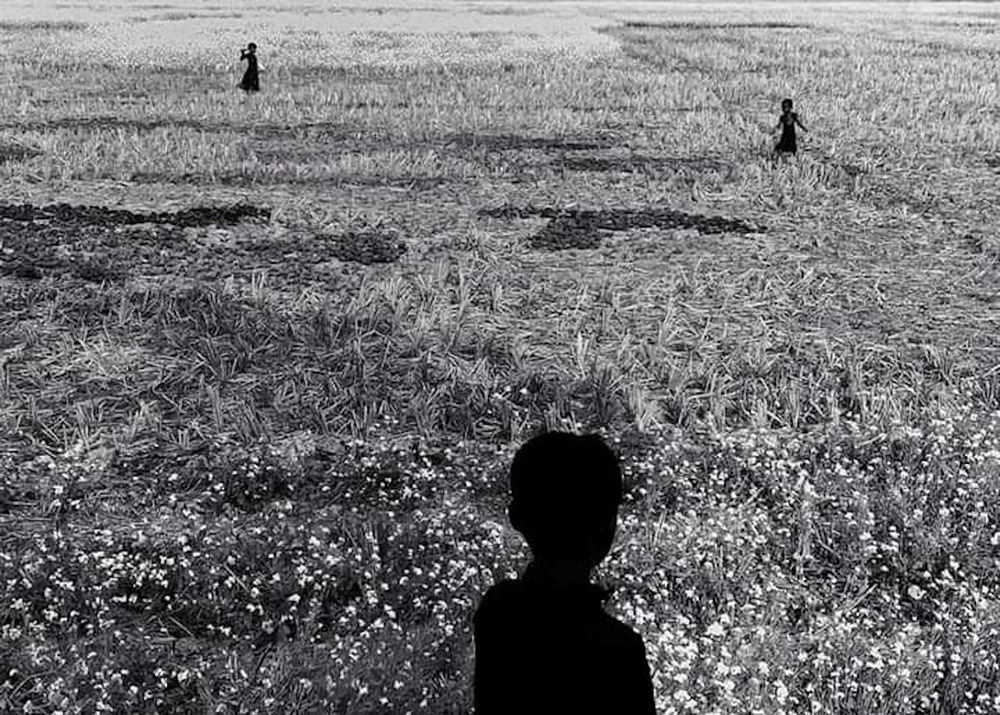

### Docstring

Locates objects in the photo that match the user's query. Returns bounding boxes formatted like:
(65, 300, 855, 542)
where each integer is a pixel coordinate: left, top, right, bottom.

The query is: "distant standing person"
(240, 42, 259, 93)
(775, 98, 807, 155)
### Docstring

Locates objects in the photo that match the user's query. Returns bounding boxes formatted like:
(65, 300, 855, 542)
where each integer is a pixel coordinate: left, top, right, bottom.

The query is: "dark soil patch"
(0, 222, 174, 284)
(555, 154, 732, 175)
(480, 205, 763, 252)
(986, 156, 1000, 169)
(327, 230, 408, 265)
(0, 202, 270, 228)
(0, 142, 41, 163)
(0, 201, 402, 285)
(0, 202, 271, 284)
(624, 21, 812, 30)
(529, 216, 607, 251)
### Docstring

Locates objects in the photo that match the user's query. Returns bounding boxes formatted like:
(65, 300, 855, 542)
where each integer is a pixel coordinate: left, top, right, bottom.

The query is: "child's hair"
(248, 42, 257, 51)
(782, 98, 793, 111)
(508, 431, 622, 561)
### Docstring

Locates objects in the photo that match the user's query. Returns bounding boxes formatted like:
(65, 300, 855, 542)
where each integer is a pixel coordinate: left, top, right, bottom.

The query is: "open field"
(1, 1, 1000, 712)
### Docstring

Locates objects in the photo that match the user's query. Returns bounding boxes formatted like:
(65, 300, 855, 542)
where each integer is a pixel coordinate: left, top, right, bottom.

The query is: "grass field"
(1, 1, 1000, 713)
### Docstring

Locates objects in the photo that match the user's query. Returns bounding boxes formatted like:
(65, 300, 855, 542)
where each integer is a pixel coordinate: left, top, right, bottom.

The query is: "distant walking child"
(775, 98, 807, 155)
(473, 431, 656, 715)
(239, 42, 259, 92)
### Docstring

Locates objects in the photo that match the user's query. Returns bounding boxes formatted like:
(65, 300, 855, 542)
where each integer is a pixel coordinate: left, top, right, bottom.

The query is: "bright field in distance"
(1, 1, 999, 713)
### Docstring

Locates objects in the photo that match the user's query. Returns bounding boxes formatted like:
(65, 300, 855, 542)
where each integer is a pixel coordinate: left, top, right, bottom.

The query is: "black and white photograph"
(1, 0, 999, 712)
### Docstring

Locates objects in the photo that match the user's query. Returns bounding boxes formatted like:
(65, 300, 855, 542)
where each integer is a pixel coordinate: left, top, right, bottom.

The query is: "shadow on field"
(442, 133, 614, 152)
(624, 21, 812, 30)
(554, 154, 732, 175)
(479, 205, 764, 251)
(0, 119, 612, 159)
(130, 11, 244, 23)
(130, 172, 451, 190)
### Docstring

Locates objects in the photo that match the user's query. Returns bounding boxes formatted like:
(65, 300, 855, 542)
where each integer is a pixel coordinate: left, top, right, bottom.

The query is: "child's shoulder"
(476, 578, 519, 605)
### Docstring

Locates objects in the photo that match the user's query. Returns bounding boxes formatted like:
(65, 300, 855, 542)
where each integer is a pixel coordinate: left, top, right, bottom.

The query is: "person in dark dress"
(239, 43, 259, 92)
(473, 431, 657, 715)
(775, 98, 807, 155)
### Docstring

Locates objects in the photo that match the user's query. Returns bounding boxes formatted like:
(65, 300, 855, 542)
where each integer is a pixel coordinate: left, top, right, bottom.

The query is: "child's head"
(247, 42, 257, 52)
(781, 98, 793, 112)
(507, 431, 623, 567)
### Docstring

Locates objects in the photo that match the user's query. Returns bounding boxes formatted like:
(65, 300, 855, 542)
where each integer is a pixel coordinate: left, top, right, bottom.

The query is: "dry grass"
(1, 1, 1000, 713)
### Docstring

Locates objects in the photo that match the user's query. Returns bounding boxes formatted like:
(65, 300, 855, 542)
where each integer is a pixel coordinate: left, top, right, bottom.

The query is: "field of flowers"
(1, 1, 999, 713)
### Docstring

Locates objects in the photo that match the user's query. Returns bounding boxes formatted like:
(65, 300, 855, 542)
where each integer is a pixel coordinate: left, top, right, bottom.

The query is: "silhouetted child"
(239, 43, 259, 92)
(473, 431, 656, 715)
(775, 98, 807, 155)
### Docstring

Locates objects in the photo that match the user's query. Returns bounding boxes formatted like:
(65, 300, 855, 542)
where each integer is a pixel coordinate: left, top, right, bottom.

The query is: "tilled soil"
(327, 230, 408, 265)
(529, 216, 606, 250)
(479, 204, 765, 251)
(0, 202, 270, 227)
(0, 201, 409, 285)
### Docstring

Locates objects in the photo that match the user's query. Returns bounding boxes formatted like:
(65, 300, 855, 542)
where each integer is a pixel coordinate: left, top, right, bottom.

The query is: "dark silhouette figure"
(239, 43, 259, 92)
(473, 431, 656, 715)
(775, 98, 807, 155)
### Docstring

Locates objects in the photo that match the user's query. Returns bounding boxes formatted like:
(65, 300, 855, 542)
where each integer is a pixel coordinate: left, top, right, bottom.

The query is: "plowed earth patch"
(0, 202, 269, 227)
(479, 205, 764, 251)
(0, 202, 409, 284)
